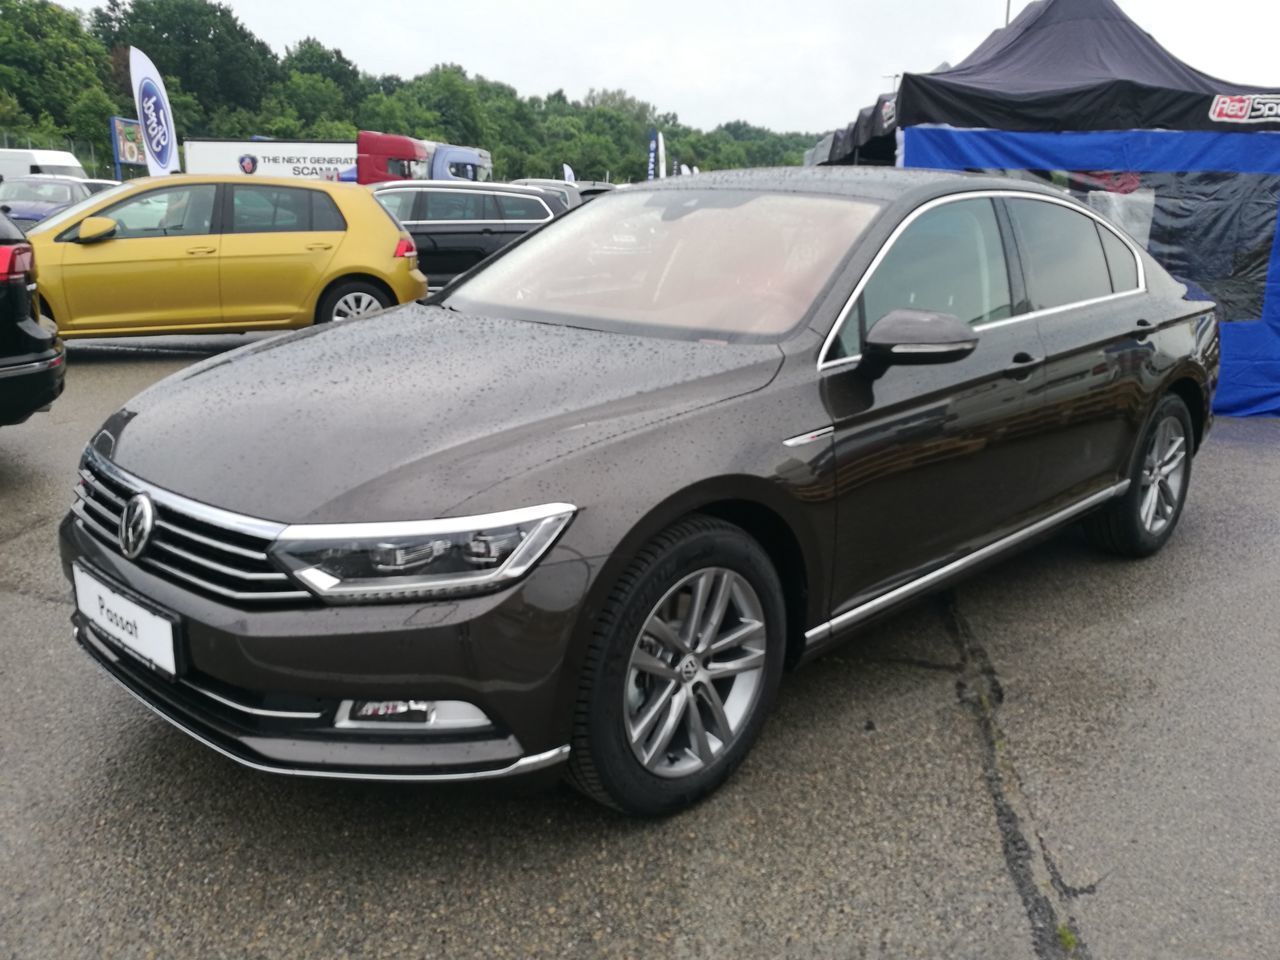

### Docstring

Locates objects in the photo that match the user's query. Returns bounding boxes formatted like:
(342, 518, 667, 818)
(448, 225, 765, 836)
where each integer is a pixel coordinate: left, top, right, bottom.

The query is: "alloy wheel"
(331, 291, 382, 320)
(1138, 415, 1188, 534)
(623, 567, 768, 779)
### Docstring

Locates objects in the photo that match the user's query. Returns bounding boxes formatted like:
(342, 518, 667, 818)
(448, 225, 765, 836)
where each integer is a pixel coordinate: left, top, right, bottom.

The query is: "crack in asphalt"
(937, 590, 1096, 960)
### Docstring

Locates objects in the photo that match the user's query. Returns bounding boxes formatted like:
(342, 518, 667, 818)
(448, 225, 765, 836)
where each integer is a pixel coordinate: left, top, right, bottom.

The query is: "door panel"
(824, 197, 1047, 614)
(220, 184, 341, 324)
(1003, 197, 1150, 505)
(59, 183, 220, 331)
(418, 191, 500, 285)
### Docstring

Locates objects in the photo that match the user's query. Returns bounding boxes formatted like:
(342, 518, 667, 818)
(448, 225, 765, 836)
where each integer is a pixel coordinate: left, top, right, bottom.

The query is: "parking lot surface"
(3, 337, 1278, 959)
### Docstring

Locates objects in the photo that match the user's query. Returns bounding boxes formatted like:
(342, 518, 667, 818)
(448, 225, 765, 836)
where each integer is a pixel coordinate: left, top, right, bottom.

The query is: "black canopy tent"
(894, 0, 1280, 414)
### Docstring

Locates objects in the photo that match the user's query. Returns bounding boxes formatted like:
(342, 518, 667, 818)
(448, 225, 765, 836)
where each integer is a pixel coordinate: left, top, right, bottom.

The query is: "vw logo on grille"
(119, 494, 156, 559)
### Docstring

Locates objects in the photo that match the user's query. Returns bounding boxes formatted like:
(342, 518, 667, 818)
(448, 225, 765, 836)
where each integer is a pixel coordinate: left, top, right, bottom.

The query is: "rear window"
(446, 189, 883, 342)
(497, 195, 551, 221)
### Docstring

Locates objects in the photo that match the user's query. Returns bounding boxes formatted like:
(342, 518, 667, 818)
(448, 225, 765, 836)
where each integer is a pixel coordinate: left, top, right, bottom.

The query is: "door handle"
(1003, 352, 1044, 379)
(1132, 318, 1154, 339)
(186, 246, 216, 255)
(305, 242, 333, 251)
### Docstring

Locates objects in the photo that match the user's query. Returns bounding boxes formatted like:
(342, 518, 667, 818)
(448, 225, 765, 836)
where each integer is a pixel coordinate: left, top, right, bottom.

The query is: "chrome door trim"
(818, 189, 1148, 374)
(782, 426, 834, 447)
(805, 480, 1131, 646)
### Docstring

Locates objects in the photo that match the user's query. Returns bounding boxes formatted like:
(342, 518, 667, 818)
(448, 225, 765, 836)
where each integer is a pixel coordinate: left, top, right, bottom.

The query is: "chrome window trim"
(804, 480, 1130, 646)
(817, 189, 1148, 374)
(83, 446, 287, 542)
(374, 186, 553, 224)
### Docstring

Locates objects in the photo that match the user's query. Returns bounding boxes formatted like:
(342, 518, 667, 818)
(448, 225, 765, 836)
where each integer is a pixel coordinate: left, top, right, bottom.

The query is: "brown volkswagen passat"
(60, 168, 1218, 815)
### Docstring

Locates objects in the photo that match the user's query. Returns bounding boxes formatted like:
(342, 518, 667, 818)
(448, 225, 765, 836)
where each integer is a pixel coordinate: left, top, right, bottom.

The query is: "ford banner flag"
(129, 47, 180, 176)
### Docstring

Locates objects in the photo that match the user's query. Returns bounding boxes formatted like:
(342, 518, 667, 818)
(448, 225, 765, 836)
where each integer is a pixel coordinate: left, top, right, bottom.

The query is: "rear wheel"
(1084, 393, 1193, 557)
(316, 281, 391, 324)
(567, 516, 786, 816)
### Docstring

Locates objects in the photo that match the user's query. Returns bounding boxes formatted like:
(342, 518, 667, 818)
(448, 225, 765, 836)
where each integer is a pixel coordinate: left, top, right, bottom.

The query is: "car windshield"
(0, 180, 78, 204)
(445, 188, 883, 342)
(25, 182, 135, 236)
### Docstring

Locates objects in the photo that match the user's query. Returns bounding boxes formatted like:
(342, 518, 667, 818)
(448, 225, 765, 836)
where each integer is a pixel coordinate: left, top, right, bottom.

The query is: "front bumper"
(61, 516, 590, 782)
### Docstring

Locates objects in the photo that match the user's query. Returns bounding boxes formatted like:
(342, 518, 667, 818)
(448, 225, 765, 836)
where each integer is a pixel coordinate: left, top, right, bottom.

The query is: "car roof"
(6, 174, 87, 184)
(372, 180, 556, 198)
(633, 167, 1067, 205)
(115, 174, 356, 192)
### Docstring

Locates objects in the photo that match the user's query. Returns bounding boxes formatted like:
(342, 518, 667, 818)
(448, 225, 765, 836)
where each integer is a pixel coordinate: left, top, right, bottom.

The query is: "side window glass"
(426, 191, 486, 221)
(311, 192, 346, 231)
(1097, 223, 1139, 292)
(497, 195, 550, 221)
(231, 185, 314, 233)
(376, 190, 417, 222)
(832, 198, 1011, 359)
(1007, 199, 1112, 310)
(103, 185, 217, 239)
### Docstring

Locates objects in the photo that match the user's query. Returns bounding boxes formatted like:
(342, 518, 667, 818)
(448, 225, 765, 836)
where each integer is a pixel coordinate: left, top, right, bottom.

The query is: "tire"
(315, 280, 392, 324)
(1084, 393, 1194, 558)
(566, 515, 787, 816)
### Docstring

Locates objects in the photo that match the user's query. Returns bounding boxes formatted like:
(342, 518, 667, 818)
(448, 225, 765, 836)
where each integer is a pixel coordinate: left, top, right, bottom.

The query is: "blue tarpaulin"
(901, 126, 1280, 415)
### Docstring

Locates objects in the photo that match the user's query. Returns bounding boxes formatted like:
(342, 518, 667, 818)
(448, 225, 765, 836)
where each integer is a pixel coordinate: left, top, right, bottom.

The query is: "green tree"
(91, 0, 279, 115)
(0, 0, 111, 128)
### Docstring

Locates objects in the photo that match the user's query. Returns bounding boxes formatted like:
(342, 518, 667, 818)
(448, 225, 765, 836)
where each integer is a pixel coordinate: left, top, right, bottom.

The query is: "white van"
(0, 149, 87, 181)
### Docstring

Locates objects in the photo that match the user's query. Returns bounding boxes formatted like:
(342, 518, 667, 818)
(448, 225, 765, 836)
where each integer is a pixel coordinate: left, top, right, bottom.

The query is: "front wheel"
(316, 281, 392, 324)
(1084, 393, 1194, 557)
(567, 516, 786, 816)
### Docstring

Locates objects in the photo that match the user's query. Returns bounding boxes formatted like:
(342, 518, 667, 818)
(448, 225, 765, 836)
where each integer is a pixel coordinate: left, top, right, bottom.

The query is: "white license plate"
(73, 564, 177, 676)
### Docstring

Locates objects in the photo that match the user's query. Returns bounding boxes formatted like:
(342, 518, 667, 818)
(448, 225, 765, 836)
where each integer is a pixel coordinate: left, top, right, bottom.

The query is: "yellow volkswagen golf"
(26, 175, 427, 337)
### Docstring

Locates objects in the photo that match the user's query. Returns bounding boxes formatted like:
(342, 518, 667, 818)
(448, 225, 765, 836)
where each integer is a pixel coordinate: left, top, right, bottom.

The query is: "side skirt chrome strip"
(805, 480, 1131, 646)
(783, 426, 834, 447)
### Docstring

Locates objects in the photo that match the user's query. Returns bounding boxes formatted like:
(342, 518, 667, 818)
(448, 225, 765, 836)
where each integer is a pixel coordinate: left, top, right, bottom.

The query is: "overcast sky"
(59, 0, 1279, 134)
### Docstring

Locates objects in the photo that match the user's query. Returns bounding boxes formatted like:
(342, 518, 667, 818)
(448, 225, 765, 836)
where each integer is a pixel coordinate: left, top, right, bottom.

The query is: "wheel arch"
(1166, 375, 1207, 453)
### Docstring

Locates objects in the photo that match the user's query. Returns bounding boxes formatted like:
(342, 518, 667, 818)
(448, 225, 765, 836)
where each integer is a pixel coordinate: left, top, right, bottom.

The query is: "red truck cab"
(356, 131, 429, 184)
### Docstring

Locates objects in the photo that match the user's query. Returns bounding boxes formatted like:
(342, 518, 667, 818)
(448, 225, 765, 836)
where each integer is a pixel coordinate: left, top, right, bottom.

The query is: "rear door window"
(311, 191, 347, 231)
(230, 185, 314, 233)
(1006, 198, 1113, 311)
(425, 191, 492, 221)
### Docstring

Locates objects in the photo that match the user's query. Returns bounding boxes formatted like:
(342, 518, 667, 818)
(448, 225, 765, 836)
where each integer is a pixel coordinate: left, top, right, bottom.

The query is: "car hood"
(94, 304, 784, 522)
(0, 200, 65, 221)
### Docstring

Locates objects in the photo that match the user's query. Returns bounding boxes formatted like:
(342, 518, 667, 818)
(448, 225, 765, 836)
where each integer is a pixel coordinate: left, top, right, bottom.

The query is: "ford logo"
(139, 78, 172, 167)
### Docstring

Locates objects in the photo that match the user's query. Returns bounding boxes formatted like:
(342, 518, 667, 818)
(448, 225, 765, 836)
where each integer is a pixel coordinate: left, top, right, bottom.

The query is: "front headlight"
(269, 503, 577, 603)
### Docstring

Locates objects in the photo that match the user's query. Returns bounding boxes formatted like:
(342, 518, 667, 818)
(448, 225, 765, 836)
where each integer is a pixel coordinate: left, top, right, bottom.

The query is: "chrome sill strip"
(81, 631, 570, 783)
(0, 354, 63, 379)
(805, 480, 1130, 646)
(783, 426, 834, 448)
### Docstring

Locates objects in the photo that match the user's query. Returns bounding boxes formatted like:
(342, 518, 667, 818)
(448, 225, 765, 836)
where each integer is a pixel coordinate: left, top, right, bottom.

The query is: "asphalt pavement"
(2, 337, 1278, 959)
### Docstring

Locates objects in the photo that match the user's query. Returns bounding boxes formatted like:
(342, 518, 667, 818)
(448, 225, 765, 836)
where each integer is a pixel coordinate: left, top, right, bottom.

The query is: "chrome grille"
(72, 455, 311, 605)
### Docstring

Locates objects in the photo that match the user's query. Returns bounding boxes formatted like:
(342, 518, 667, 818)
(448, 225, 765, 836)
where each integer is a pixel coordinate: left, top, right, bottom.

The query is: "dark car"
(371, 180, 567, 289)
(60, 168, 1217, 815)
(0, 211, 64, 426)
(0, 175, 94, 232)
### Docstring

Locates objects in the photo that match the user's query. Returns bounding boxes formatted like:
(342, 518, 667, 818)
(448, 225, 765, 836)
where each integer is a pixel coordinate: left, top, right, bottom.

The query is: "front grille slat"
(74, 458, 311, 606)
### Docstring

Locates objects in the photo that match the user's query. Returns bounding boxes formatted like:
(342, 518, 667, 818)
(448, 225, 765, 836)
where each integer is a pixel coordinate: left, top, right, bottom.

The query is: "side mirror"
(76, 216, 118, 244)
(864, 309, 978, 368)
